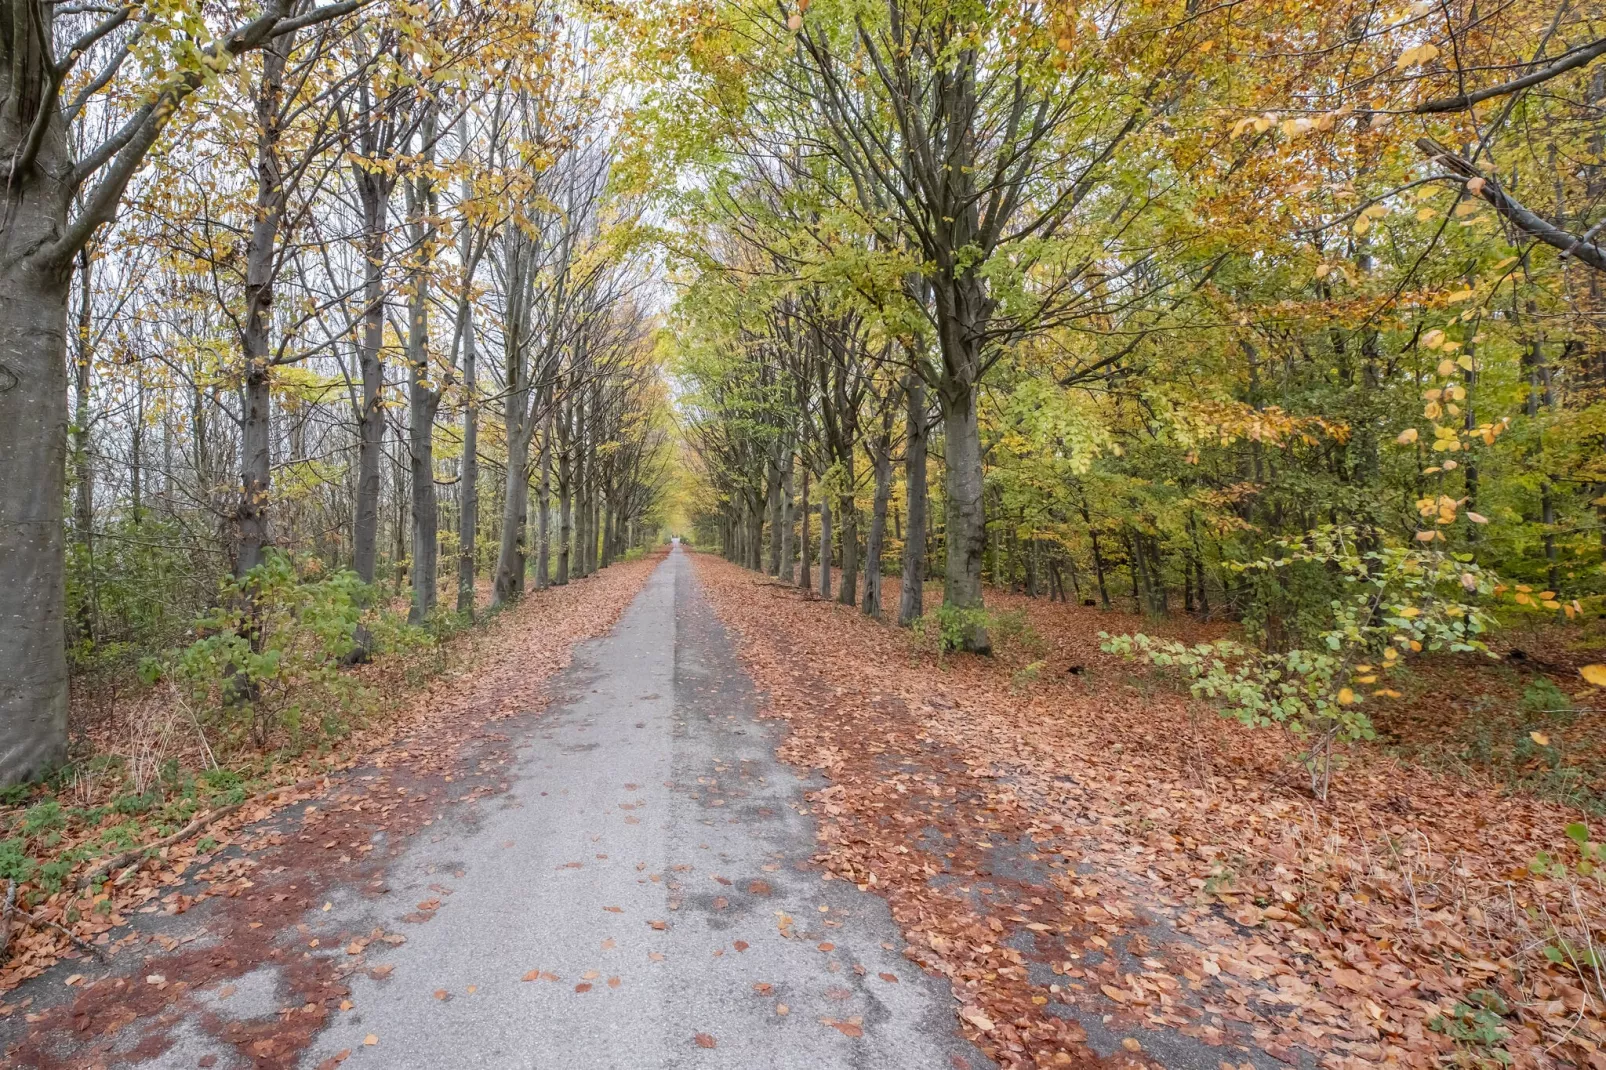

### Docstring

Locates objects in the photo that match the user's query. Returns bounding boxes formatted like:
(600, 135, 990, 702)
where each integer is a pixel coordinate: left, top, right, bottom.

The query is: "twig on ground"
(1, 880, 108, 963)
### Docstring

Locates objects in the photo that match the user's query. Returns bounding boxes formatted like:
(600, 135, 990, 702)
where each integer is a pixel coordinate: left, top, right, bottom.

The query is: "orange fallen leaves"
(693, 553, 1606, 1070)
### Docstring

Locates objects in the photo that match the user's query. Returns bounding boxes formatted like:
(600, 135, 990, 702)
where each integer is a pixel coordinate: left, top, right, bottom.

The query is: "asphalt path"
(100, 546, 985, 1070)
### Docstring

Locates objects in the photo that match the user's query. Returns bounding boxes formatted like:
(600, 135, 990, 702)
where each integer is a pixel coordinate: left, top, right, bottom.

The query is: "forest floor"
(692, 553, 1606, 1070)
(4, 547, 1603, 1070)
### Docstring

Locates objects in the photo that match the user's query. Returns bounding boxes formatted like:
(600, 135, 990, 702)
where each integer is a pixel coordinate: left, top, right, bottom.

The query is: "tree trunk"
(352, 180, 388, 585)
(767, 454, 783, 575)
(862, 415, 893, 619)
(939, 384, 989, 652)
(799, 466, 812, 591)
(236, 32, 292, 579)
(837, 484, 857, 606)
(0, 251, 72, 783)
(456, 235, 478, 617)
(899, 375, 927, 627)
(556, 403, 572, 585)
(493, 412, 531, 605)
(71, 248, 96, 642)
(536, 411, 551, 588)
(818, 490, 832, 599)
(407, 113, 441, 624)
(779, 449, 795, 583)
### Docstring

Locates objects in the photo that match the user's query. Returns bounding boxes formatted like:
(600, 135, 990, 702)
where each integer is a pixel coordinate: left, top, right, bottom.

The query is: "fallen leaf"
(694, 1032, 717, 1048)
(363, 1034, 378, 1046)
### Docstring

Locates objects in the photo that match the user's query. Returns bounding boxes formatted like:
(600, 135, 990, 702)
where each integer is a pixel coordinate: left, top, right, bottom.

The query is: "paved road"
(127, 547, 983, 1069)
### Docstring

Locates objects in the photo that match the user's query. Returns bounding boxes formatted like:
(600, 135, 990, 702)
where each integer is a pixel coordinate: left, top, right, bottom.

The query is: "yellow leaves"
(1397, 607, 1422, 619)
(1395, 42, 1440, 71)
(1466, 177, 1486, 197)
(1336, 687, 1357, 705)
(1579, 664, 1606, 687)
(1230, 113, 1280, 138)
(1395, 427, 1419, 445)
(1353, 202, 1389, 236)
(1466, 511, 1488, 525)
(1373, 689, 1403, 698)
(1530, 731, 1551, 746)
(1445, 288, 1475, 303)
(1421, 329, 1446, 350)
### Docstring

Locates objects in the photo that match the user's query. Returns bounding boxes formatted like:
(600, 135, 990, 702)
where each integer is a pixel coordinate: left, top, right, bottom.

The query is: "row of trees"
(660, 0, 1606, 660)
(0, 0, 671, 785)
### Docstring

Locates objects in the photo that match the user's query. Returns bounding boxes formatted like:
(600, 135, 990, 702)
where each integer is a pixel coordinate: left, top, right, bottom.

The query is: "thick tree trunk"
(493, 414, 530, 605)
(0, 254, 72, 783)
(837, 486, 857, 606)
(898, 375, 928, 627)
(940, 384, 990, 652)
(71, 249, 96, 642)
(407, 117, 441, 623)
(236, 34, 291, 580)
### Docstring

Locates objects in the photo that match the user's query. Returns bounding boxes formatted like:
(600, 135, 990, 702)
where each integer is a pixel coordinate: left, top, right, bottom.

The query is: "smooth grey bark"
(351, 170, 390, 584)
(492, 230, 535, 606)
(0, 240, 72, 782)
(71, 247, 96, 641)
(898, 375, 928, 627)
(862, 411, 893, 619)
(456, 290, 477, 615)
(455, 142, 479, 616)
(536, 410, 552, 588)
(406, 108, 442, 624)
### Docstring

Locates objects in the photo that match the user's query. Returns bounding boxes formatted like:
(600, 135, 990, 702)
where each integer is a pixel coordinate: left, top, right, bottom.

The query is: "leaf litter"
(693, 553, 1606, 1070)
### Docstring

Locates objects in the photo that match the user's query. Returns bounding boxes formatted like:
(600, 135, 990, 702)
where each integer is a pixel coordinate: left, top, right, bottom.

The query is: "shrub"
(158, 551, 421, 753)
(1103, 526, 1499, 799)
